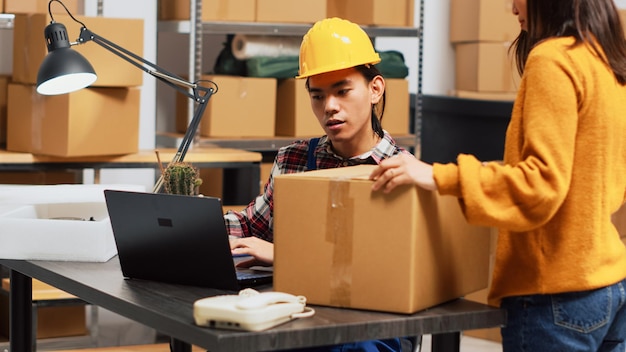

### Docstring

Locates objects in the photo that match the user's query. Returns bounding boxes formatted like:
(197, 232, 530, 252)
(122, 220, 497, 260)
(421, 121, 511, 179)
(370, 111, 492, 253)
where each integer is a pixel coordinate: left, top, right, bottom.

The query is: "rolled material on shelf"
(231, 34, 302, 60)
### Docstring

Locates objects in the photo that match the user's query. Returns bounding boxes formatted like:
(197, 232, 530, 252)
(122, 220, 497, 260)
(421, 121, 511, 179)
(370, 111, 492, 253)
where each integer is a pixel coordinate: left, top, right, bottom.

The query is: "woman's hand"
(229, 236, 274, 268)
(369, 154, 438, 193)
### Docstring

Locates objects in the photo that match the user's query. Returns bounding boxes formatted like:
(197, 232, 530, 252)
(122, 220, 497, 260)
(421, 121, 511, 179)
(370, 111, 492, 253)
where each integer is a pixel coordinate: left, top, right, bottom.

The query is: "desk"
(0, 148, 262, 204)
(0, 257, 506, 352)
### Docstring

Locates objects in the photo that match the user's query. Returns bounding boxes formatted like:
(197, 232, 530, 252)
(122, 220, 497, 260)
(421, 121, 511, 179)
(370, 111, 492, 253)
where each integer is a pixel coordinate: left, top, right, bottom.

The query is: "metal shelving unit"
(1, 4, 425, 153)
(158, 19, 420, 38)
(157, 133, 419, 153)
(156, 0, 424, 154)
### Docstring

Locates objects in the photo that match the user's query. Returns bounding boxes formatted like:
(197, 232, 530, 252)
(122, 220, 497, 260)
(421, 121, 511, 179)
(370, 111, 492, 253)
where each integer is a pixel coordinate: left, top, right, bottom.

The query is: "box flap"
(275, 164, 376, 180)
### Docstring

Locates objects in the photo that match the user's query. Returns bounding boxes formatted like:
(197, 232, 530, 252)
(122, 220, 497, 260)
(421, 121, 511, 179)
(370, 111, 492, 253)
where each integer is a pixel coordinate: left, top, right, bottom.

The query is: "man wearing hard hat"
(228, 17, 414, 351)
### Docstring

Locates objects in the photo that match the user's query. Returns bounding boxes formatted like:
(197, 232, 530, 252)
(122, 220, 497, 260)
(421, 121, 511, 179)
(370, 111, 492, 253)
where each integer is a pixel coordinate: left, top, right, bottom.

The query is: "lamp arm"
(73, 27, 216, 193)
(152, 89, 213, 193)
(76, 27, 201, 102)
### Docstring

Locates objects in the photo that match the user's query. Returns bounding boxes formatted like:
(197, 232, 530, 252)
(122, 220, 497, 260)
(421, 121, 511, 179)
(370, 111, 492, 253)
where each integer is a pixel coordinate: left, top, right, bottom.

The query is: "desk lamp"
(36, 0, 217, 193)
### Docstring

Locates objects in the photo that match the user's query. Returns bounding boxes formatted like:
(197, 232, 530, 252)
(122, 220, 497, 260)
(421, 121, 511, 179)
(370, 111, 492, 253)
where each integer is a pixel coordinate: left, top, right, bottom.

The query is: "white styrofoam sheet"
(0, 184, 146, 262)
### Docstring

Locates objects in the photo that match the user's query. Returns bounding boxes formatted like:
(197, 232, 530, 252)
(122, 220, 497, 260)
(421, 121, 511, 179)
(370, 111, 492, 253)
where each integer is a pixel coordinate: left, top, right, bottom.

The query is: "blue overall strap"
(306, 137, 320, 171)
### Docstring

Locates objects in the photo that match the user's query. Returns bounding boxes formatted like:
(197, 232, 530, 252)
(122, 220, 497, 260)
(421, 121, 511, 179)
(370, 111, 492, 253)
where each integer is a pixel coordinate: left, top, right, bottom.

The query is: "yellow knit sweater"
(434, 37, 626, 305)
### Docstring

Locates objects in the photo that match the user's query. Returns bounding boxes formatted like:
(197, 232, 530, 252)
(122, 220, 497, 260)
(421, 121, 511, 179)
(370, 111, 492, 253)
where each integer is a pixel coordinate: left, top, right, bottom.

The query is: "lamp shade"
(36, 22, 97, 95)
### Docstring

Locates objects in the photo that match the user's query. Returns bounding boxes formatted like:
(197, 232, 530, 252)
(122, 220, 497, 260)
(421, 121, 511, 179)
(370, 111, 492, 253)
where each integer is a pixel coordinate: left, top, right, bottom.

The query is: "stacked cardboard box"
(159, 0, 256, 22)
(328, 0, 414, 27)
(449, 0, 520, 101)
(159, 0, 414, 27)
(7, 11, 144, 157)
(175, 74, 276, 138)
(0, 75, 8, 147)
(3, 0, 81, 14)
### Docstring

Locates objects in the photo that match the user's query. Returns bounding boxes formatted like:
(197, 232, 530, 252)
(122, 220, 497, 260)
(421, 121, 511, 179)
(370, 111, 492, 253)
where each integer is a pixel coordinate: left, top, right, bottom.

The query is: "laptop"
(103, 189, 273, 291)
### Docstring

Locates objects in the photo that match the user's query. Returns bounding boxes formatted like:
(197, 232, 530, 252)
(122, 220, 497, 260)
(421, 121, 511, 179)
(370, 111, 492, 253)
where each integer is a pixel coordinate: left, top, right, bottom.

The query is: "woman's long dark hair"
(511, 0, 626, 84)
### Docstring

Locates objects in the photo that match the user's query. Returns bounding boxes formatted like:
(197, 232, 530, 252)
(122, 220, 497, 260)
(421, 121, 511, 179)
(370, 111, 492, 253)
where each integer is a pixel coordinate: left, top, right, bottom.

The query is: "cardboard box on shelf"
(199, 168, 224, 199)
(275, 79, 322, 137)
(0, 29, 11, 75)
(275, 78, 410, 137)
(450, 0, 520, 43)
(455, 42, 520, 93)
(0, 75, 8, 146)
(54, 344, 207, 352)
(158, 0, 255, 22)
(0, 170, 81, 184)
(256, 0, 327, 24)
(4, 0, 81, 15)
(176, 75, 276, 138)
(12, 13, 143, 87)
(1, 279, 87, 339)
(260, 162, 273, 191)
(618, 10, 626, 39)
(273, 164, 491, 314)
(327, 0, 414, 27)
(449, 89, 517, 102)
(382, 78, 410, 135)
(7, 83, 140, 157)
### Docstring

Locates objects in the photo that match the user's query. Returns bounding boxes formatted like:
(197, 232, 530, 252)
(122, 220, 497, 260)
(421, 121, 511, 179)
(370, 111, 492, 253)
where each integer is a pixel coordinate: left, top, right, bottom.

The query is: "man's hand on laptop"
(230, 236, 274, 268)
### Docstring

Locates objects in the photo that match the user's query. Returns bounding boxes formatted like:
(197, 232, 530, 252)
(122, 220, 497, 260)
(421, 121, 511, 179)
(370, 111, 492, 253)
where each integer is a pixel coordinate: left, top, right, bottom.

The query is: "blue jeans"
(501, 279, 626, 352)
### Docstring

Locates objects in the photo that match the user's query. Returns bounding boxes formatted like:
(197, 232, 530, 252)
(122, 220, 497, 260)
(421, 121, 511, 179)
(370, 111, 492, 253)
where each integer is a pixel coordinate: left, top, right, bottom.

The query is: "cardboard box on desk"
(7, 83, 140, 157)
(12, 13, 143, 87)
(273, 165, 491, 314)
(256, 0, 327, 23)
(176, 75, 276, 138)
(327, 0, 414, 27)
(159, 0, 255, 22)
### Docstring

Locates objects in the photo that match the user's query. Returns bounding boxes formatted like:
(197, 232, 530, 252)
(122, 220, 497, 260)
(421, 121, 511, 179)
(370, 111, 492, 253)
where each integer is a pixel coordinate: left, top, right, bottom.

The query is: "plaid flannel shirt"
(224, 131, 408, 241)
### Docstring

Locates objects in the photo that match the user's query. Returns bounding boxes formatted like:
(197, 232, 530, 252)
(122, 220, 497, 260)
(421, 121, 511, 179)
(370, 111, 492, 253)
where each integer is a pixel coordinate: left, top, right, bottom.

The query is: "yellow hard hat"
(296, 17, 381, 79)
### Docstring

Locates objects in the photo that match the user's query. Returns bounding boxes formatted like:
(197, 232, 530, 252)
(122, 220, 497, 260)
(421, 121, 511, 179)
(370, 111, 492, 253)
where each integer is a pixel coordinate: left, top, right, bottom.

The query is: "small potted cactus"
(162, 161, 203, 196)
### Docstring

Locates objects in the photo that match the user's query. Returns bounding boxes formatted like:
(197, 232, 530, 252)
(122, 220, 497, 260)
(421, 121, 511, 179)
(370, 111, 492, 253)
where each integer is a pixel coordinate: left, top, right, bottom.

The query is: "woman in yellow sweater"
(370, 0, 626, 350)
